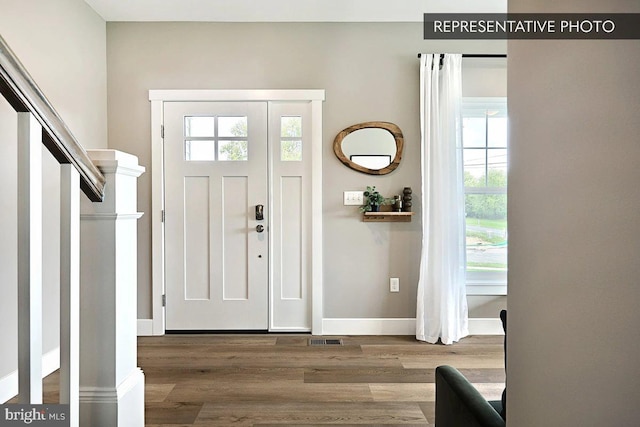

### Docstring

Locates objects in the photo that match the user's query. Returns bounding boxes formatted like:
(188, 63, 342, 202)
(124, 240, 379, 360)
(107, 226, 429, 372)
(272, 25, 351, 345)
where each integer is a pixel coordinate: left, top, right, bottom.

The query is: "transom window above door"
(184, 115, 248, 161)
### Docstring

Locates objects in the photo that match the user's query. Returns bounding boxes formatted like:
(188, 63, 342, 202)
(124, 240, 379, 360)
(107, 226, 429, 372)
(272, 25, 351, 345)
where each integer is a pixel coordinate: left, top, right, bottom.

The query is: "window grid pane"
(218, 116, 248, 137)
(462, 117, 487, 148)
(462, 99, 508, 276)
(281, 139, 302, 161)
(185, 116, 215, 137)
(488, 116, 508, 148)
(281, 116, 302, 138)
(185, 140, 216, 161)
(281, 116, 302, 161)
(218, 140, 248, 161)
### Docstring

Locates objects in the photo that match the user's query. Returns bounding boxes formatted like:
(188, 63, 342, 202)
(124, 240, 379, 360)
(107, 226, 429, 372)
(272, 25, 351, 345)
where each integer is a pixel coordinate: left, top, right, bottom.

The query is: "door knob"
(256, 225, 264, 233)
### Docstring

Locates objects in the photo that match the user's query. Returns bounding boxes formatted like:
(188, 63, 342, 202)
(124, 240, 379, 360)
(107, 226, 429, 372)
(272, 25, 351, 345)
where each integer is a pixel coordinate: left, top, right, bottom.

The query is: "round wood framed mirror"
(333, 121, 404, 175)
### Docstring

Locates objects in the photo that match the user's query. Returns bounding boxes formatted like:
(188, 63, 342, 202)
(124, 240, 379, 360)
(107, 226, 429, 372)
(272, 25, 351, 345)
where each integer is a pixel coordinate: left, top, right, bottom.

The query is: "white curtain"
(416, 53, 468, 345)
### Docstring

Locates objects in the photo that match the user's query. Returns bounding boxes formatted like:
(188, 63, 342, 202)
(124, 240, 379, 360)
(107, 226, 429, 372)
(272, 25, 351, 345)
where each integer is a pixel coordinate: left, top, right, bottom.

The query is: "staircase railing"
(0, 34, 105, 426)
(0, 35, 105, 201)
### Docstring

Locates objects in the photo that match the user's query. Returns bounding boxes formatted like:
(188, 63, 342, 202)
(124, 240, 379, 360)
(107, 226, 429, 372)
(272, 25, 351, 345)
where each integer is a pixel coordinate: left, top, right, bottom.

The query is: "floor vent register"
(309, 338, 344, 346)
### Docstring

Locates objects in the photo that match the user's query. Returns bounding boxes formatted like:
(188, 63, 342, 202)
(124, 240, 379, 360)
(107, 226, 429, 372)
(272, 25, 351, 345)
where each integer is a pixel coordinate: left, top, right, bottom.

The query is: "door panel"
(164, 101, 268, 330)
(269, 102, 312, 331)
(222, 176, 249, 300)
(184, 176, 210, 300)
(280, 176, 303, 300)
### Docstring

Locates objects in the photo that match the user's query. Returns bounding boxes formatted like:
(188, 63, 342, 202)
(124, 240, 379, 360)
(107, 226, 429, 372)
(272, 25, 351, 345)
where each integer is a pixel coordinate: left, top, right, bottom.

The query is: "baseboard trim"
(79, 368, 145, 403)
(0, 347, 61, 403)
(321, 318, 504, 336)
(322, 318, 414, 335)
(134, 317, 502, 337)
(469, 318, 505, 335)
(79, 368, 145, 427)
(137, 319, 153, 336)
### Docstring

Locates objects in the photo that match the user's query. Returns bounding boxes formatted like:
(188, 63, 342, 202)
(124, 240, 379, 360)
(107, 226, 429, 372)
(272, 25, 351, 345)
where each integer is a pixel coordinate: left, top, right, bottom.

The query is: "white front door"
(164, 101, 268, 330)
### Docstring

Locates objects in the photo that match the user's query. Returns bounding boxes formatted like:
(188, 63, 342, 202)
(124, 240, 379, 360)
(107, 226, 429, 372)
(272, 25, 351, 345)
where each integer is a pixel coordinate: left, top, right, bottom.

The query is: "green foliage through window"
(462, 98, 508, 274)
(281, 116, 302, 161)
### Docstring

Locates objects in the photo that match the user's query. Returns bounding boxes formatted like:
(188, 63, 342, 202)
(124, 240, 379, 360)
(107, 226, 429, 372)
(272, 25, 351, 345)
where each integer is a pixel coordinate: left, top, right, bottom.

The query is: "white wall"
(0, 0, 107, 392)
(106, 22, 507, 327)
(508, 0, 640, 424)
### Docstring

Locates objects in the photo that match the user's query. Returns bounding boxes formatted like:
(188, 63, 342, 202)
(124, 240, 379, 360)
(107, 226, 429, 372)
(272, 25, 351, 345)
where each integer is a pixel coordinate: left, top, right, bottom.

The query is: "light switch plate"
(390, 278, 400, 293)
(343, 191, 364, 206)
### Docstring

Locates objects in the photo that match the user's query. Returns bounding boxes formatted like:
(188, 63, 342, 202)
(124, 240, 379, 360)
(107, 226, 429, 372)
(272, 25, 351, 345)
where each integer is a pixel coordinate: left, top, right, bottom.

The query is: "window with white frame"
(462, 98, 508, 290)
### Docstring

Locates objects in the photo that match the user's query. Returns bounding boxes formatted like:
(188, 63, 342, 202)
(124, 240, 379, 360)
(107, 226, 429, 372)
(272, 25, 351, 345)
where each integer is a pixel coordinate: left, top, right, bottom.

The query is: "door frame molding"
(148, 89, 325, 335)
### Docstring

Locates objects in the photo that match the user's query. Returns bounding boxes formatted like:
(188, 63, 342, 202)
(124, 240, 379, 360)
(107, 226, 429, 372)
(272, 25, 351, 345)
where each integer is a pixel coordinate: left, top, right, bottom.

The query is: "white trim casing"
(137, 319, 154, 336)
(466, 284, 508, 296)
(310, 99, 323, 336)
(149, 89, 325, 102)
(321, 318, 504, 336)
(136, 317, 505, 336)
(150, 99, 165, 336)
(149, 89, 325, 336)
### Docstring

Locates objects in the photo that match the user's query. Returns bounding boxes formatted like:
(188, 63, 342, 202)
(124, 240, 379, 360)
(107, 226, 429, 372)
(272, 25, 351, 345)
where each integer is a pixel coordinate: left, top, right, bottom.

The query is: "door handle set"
(256, 204, 265, 233)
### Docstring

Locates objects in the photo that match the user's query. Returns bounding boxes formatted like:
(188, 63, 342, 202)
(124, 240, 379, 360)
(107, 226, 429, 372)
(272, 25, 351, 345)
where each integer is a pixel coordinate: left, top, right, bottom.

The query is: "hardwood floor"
(36, 334, 505, 426)
(138, 334, 505, 426)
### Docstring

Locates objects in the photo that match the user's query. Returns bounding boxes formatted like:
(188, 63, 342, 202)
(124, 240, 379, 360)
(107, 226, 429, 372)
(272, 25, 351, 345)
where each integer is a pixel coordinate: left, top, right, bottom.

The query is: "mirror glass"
(333, 122, 404, 175)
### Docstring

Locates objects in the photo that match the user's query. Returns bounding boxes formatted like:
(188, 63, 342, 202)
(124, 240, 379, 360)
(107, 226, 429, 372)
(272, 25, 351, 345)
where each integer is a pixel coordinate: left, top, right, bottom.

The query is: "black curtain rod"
(417, 53, 507, 58)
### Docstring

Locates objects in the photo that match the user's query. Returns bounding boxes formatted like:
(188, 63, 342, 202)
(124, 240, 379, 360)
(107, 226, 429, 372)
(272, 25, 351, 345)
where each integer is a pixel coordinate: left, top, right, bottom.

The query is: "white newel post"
(79, 150, 145, 427)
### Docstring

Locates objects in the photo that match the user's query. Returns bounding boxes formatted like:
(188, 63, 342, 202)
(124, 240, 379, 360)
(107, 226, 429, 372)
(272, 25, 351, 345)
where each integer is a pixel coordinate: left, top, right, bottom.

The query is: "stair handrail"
(0, 34, 105, 201)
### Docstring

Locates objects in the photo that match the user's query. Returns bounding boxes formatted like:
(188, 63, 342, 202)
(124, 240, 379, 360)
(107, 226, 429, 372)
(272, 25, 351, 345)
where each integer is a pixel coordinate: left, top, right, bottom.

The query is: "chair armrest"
(435, 365, 505, 427)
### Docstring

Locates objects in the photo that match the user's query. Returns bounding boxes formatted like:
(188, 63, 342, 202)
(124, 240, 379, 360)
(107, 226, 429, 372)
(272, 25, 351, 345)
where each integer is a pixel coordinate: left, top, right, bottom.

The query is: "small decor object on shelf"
(393, 195, 403, 212)
(360, 186, 388, 213)
(402, 187, 413, 212)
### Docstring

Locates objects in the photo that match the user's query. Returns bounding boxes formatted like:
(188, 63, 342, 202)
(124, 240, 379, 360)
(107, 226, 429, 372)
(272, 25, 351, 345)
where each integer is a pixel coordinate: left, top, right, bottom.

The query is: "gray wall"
(106, 22, 506, 322)
(0, 0, 107, 382)
(507, 0, 640, 424)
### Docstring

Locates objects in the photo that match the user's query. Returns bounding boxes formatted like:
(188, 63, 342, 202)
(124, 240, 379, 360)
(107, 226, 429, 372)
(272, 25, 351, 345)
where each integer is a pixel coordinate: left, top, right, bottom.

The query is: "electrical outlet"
(390, 278, 400, 293)
(343, 191, 364, 206)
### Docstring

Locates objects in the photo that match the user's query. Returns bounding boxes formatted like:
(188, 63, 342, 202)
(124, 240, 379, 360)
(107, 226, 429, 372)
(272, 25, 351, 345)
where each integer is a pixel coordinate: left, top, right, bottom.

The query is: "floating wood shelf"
(363, 211, 415, 222)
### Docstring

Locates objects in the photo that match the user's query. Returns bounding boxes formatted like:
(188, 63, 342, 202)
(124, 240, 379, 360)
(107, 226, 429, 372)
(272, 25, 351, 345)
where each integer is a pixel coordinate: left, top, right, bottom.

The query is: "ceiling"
(84, 0, 506, 22)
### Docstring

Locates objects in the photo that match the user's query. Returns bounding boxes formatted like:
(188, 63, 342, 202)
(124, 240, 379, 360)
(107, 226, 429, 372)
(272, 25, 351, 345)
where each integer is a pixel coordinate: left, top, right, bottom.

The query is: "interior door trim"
(148, 89, 325, 336)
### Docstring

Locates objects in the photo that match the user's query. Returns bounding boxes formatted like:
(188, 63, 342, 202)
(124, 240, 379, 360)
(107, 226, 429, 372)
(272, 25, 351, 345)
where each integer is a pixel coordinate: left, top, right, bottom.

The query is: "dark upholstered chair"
(435, 310, 507, 426)
(435, 365, 505, 427)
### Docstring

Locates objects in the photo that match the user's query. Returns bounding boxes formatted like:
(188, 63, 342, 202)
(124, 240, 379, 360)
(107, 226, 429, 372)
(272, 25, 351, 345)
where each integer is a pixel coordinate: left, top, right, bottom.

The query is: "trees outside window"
(462, 98, 508, 285)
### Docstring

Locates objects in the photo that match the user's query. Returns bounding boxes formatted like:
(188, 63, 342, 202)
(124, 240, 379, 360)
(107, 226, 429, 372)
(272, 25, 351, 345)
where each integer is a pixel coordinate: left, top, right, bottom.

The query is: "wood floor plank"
(304, 367, 504, 385)
(138, 335, 278, 346)
(419, 402, 435, 424)
(193, 402, 428, 426)
(304, 367, 434, 384)
(361, 344, 503, 357)
(369, 383, 436, 402)
(145, 384, 175, 402)
(142, 366, 304, 384)
(145, 402, 203, 424)
(140, 353, 404, 369)
(400, 354, 505, 369)
(166, 381, 375, 403)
